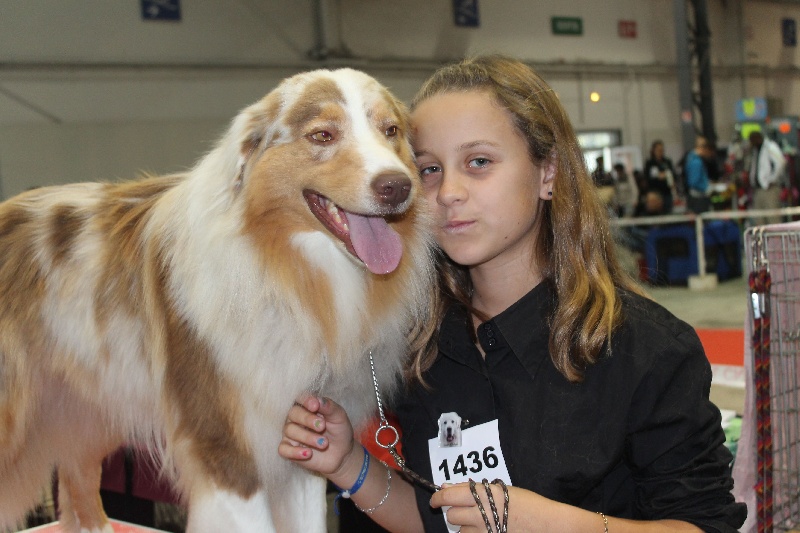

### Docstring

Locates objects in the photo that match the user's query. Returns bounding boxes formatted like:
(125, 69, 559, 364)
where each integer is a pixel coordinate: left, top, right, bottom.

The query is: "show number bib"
(428, 418, 512, 532)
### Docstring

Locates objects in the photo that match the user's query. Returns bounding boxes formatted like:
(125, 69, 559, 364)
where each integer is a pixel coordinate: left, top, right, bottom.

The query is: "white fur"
(186, 489, 275, 533)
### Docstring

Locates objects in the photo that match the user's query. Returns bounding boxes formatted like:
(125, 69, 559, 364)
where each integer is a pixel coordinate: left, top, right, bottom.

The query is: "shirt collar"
(438, 281, 554, 380)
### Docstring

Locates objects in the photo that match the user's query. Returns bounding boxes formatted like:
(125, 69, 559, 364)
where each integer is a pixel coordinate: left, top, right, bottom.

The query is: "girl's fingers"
(299, 394, 321, 413)
(439, 505, 484, 531)
(431, 483, 508, 531)
(286, 404, 326, 433)
(283, 421, 329, 450)
(429, 483, 474, 508)
(312, 396, 347, 423)
(278, 440, 313, 461)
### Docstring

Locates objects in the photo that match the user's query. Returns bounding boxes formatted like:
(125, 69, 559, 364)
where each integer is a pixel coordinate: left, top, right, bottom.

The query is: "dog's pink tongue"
(347, 213, 403, 274)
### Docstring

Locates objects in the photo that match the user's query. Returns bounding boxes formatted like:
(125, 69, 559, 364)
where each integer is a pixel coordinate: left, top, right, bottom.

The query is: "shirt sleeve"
(624, 327, 747, 532)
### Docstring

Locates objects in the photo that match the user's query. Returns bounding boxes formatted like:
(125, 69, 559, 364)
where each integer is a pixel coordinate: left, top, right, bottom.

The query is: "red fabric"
(695, 328, 745, 366)
(358, 413, 404, 469)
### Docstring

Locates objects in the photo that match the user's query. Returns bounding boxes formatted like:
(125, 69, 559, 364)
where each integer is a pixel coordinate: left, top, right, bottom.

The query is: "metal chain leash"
(367, 350, 441, 492)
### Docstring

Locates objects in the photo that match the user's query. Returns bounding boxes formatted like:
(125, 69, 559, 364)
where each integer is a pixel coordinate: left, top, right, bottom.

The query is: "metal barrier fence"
(611, 207, 800, 287)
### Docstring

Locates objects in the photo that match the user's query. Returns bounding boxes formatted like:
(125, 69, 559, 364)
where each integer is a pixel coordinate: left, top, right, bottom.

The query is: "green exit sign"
(552, 16, 583, 35)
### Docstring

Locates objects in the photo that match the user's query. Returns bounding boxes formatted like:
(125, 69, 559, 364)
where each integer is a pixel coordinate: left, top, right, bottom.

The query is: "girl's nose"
(436, 172, 467, 206)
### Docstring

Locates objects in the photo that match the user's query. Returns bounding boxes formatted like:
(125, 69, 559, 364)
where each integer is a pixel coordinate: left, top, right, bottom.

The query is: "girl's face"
(412, 90, 552, 273)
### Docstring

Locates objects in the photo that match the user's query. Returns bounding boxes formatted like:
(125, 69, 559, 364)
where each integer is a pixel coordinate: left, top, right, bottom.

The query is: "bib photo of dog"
(438, 412, 462, 448)
(0, 68, 434, 532)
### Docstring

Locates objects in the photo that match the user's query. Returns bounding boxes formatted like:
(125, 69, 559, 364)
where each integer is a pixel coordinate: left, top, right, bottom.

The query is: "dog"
(438, 412, 462, 448)
(0, 68, 434, 532)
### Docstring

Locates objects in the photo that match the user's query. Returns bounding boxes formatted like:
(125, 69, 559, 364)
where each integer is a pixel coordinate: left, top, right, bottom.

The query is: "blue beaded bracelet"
(333, 445, 369, 515)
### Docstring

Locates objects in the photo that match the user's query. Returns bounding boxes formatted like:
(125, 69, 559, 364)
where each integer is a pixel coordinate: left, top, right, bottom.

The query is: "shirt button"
(486, 337, 496, 347)
(485, 325, 495, 338)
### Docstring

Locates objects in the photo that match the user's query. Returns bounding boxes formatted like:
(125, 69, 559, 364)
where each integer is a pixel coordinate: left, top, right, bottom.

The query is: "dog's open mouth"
(304, 190, 403, 275)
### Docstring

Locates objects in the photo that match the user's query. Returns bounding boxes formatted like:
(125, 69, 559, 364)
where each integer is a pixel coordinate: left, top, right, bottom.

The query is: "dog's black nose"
(372, 173, 411, 207)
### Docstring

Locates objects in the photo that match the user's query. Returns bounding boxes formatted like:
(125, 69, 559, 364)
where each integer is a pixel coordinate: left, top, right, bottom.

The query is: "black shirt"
(644, 157, 676, 197)
(393, 282, 747, 532)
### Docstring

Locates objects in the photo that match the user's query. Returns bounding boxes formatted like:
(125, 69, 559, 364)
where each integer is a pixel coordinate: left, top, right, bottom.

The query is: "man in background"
(748, 130, 786, 224)
(685, 136, 713, 214)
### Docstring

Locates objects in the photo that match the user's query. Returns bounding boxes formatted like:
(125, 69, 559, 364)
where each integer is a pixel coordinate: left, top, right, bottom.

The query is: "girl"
(279, 55, 746, 532)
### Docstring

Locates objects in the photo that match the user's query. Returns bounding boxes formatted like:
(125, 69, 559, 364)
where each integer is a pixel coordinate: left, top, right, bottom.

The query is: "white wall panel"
(1, 0, 800, 195)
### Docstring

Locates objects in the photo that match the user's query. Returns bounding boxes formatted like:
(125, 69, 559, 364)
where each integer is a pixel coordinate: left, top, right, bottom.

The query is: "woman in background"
(644, 140, 676, 215)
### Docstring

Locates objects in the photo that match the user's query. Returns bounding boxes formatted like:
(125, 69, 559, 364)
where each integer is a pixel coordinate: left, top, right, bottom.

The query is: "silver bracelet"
(355, 463, 392, 514)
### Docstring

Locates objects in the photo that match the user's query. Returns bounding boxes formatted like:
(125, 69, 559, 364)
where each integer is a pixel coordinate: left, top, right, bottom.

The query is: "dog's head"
(438, 412, 462, 445)
(229, 68, 421, 276)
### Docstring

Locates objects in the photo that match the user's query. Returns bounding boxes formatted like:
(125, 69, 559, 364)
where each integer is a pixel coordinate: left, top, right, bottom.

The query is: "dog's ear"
(231, 92, 283, 193)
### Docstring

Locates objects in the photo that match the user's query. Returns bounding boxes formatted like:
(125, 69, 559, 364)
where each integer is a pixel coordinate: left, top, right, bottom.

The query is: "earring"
(548, 191, 553, 197)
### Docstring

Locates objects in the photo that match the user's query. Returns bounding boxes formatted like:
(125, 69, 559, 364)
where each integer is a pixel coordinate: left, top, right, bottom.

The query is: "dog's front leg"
(186, 488, 274, 533)
(269, 471, 327, 533)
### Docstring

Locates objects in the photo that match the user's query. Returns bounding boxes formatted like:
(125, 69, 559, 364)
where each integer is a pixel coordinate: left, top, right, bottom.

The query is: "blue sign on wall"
(141, 0, 181, 22)
(453, 0, 479, 28)
(735, 98, 768, 122)
(783, 18, 797, 47)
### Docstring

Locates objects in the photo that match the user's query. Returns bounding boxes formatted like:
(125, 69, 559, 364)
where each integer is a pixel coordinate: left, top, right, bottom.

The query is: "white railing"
(611, 206, 800, 286)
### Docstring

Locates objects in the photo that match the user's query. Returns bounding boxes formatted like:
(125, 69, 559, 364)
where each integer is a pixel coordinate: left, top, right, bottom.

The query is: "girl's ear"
(539, 153, 557, 200)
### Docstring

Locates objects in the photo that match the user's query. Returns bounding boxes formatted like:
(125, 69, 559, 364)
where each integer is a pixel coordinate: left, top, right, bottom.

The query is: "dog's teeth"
(326, 202, 345, 226)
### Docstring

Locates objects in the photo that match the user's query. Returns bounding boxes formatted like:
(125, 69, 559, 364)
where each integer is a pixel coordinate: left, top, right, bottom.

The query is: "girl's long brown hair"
(405, 55, 644, 384)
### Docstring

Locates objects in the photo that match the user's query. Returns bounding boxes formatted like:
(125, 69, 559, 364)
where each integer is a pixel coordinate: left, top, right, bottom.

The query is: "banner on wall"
(551, 17, 583, 36)
(735, 98, 768, 122)
(453, 0, 479, 27)
(783, 18, 797, 47)
(618, 20, 637, 39)
(141, 0, 181, 21)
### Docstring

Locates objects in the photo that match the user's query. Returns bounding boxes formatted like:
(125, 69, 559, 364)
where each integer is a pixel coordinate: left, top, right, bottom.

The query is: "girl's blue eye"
(419, 165, 441, 177)
(469, 157, 490, 168)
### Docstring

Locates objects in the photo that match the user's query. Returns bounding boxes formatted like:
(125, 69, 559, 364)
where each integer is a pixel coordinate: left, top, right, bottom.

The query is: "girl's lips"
(443, 219, 474, 232)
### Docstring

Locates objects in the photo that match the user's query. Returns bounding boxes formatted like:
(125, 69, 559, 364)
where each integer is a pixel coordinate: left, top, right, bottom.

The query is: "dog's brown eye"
(385, 125, 398, 137)
(309, 131, 334, 143)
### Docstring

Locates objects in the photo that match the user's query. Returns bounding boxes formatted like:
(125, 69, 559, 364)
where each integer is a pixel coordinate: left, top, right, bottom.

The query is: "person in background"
(748, 130, 786, 224)
(592, 155, 616, 211)
(612, 162, 639, 217)
(280, 55, 746, 532)
(684, 136, 713, 214)
(644, 140, 676, 214)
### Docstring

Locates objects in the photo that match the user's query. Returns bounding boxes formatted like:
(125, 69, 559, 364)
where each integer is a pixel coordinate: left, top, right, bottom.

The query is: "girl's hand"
(278, 395, 357, 479)
(430, 482, 535, 532)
